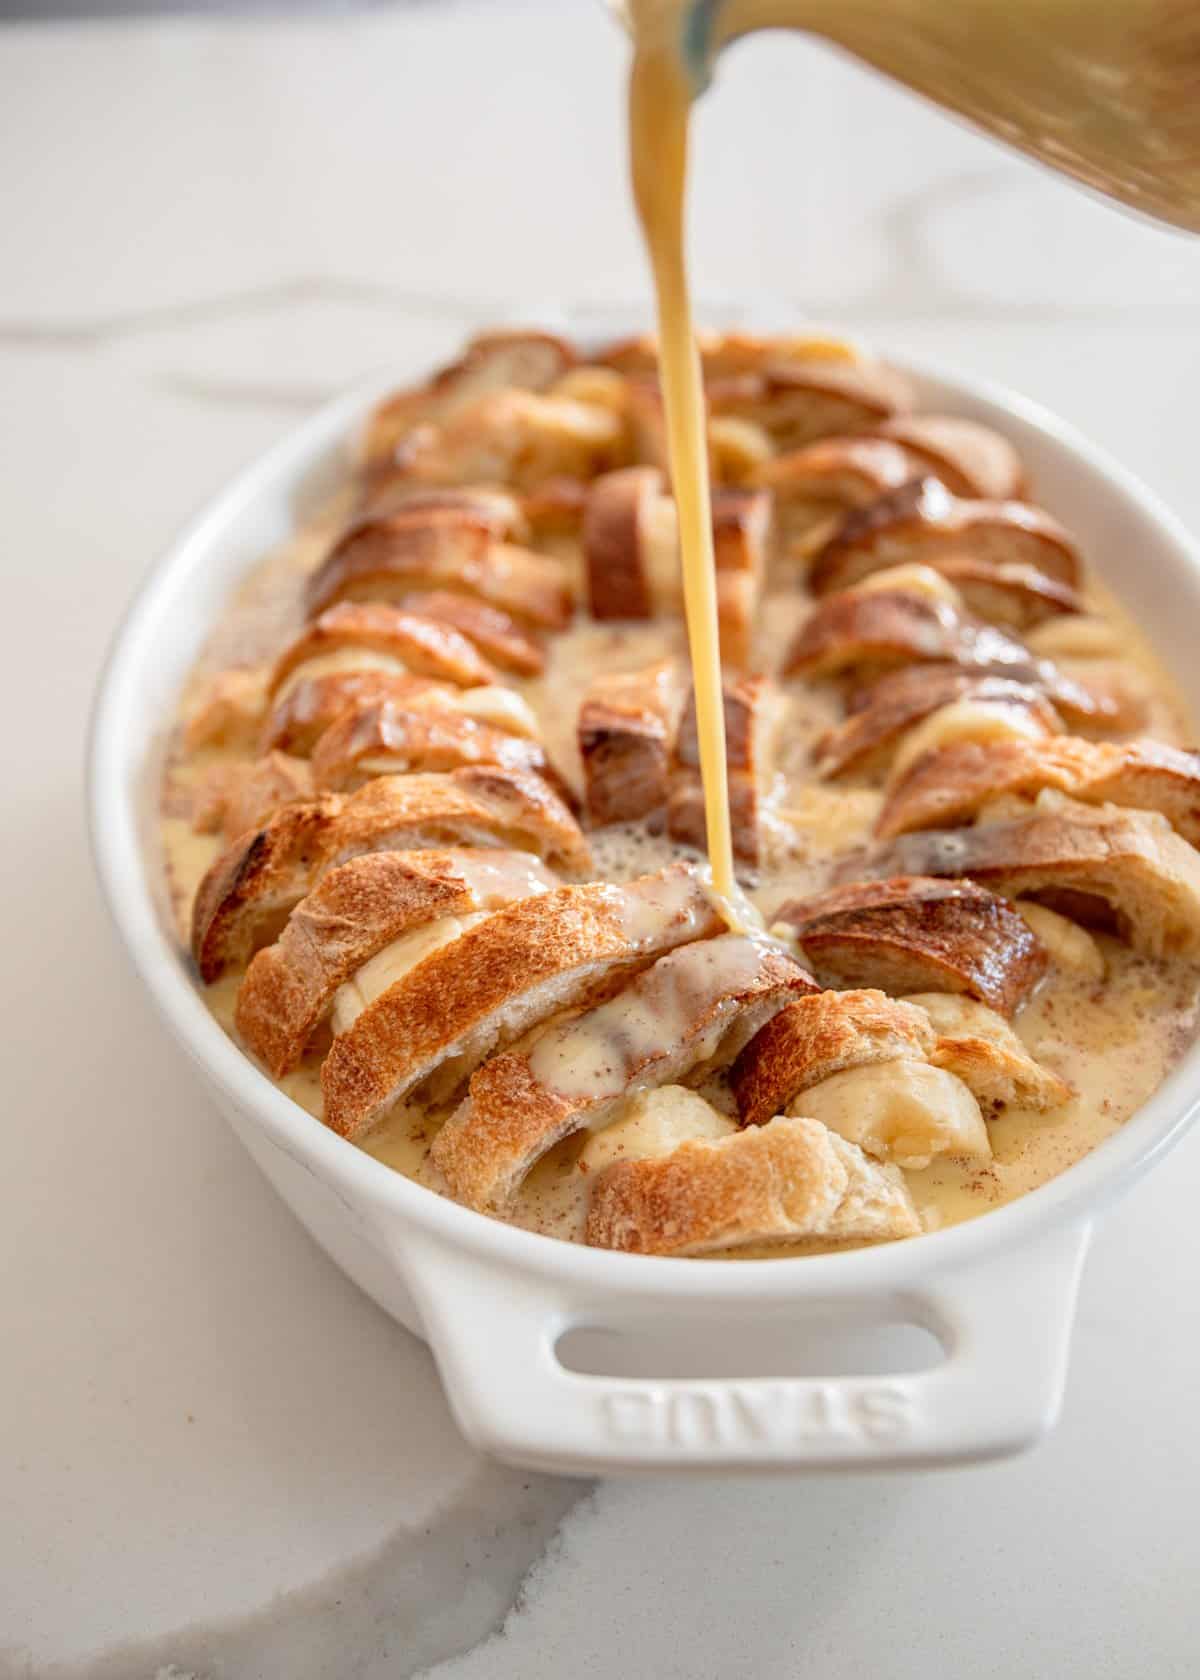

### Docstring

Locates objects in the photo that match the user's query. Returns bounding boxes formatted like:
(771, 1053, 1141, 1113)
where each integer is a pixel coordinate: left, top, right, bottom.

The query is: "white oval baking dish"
(89, 335, 1200, 1475)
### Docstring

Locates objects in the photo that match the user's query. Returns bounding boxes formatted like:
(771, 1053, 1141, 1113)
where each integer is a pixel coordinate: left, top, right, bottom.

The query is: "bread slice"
(595, 330, 860, 379)
(667, 673, 779, 864)
(878, 735, 1200, 844)
(309, 697, 559, 795)
(362, 330, 576, 478)
(876, 415, 1027, 501)
(751, 436, 916, 559)
(405, 388, 628, 491)
(784, 589, 1117, 728)
(270, 602, 497, 697)
(932, 558, 1082, 630)
(711, 487, 771, 666)
(394, 591, 544, 677)
(585, 1114, 920, 1255)
(583, 466, 665, 621)
(909, 993, 1072, 1111)
(191, 751, 315, 843)
(708, 358, 913, 452)
(731, 989, 936, 1129)
(784, 588, 993, 680)
(357, 482, 526, 540)
(306, 512, 573, 630)
(234, 848, 556, 1077)
(815, 669, 1064, 779)
(320, 863, 726, 1139)
(191, 766, 591, 981)
(183, 667, 267, 753)
(810, 478, 1082, 596)
(856, 799, 1200, 958)
(579, 660, 684, 827)
(771, 876, 1048, 1016)
(432, 934, 816, 1212)
(259, 670, 443, 758)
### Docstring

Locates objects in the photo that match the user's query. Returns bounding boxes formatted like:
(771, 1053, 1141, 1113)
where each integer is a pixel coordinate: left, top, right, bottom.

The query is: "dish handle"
(401, 1221, 1092, 1474)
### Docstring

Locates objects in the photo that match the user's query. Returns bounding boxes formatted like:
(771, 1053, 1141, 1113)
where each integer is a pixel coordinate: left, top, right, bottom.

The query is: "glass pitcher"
(618, 0, 1200, 233)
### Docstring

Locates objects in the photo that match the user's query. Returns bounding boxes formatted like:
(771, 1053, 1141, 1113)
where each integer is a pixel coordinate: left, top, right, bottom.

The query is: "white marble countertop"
(4, 3, 1200, 1674)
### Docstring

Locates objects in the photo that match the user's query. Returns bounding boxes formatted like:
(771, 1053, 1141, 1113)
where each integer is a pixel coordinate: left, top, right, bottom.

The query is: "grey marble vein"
(0, 1470, 584, 1680)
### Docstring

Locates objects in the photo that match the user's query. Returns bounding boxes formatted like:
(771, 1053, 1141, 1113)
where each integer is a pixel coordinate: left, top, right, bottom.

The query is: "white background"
(2, 2, 1199, 1673)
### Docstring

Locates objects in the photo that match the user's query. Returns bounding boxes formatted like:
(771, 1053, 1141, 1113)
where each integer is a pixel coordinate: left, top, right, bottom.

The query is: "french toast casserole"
(161, 328, 1200, 1257)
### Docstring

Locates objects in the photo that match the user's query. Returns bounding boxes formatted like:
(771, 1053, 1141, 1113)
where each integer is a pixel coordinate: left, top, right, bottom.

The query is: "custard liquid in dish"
(161, 327, 1200, 1258)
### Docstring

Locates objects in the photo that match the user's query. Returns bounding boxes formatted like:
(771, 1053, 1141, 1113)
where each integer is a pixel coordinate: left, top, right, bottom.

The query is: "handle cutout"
(556, 1314, 944, 1382)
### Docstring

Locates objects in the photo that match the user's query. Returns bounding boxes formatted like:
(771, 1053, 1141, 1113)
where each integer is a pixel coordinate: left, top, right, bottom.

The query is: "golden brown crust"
(855, 801, 1200, 957)
(234, 849, 555, 1078)
(750, 436, 916, 557)
(579, 661, 683, 827)
(585, 1114, 920, 1255)
(191, 766, 591, 982)
(192, 751, 316, 841)
(358, 481, 527, 538)
(810, 478, 1082, 596)
(784, 589, 990, 679)
(771, 876, 1048, 1016)
(362, 332, 577, 478)
(394, 591, 544, 677)
(192, 794, 346, 982)
(403, 389, 628, 492)
(306, 513, 573, 630)
(259, 670, 444, 758)
(667, 674, 776, 864)
(320, 864, 725, 1139)
(308, 697, 559, 795)
(878, 736, 1200, 844)
(933, 558, 1082, 630)
(711, 488, 770, 664)
(815, 669, 1064, 779)
(433, 936, 815, 1212)
(270, 602, 497, 695)
(708, 359, 913, 453)
(930, 1033, 1071, 1111)
(731, 989, 937, 1129)
(784, 590, 1118, 727)
(583, 466, 663, 621)
(877, 415, 1027, 501)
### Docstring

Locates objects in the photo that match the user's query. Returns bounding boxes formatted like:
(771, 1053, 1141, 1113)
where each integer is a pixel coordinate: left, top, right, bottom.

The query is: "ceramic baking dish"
(89, 329, 1200, 1474)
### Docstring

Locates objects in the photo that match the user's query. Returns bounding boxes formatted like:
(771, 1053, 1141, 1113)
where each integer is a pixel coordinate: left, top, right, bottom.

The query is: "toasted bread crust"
(192, 751, 316, 841)
(585, 1114, 920, 1255)
(583, 466, 663, 621)
(930, 1033, 1071, 1111)
(731, 989, 937, 1129)
(784, 590, 1117, 726)
(815, 669, 1063, 779)
(306, 513, 573, 629)
(877, 415, 1026, 501)
(234, 849, 555, 1077)
(362, 331, 576, 477)
(772, 876, 1048, 1015)
(878, 736, 1200, 844)
(752, 435, 915, 509)
(395, 591, 544, 677)
(191, 766, 590, 981)
(192, 794, 346, 982)
(433, 937, 814, 1212)
(933, 559, 1082, 630)
(810, 478, 1082, 596)
(309, 697, 554, 793)
(666, 673, 775, 864)
(270, 602, 496, 695)
(579, 661, 683, 827)
(320, 865, 725, 1139)
(259, 670, 443, 757)
(857, 802, 1200, 957)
